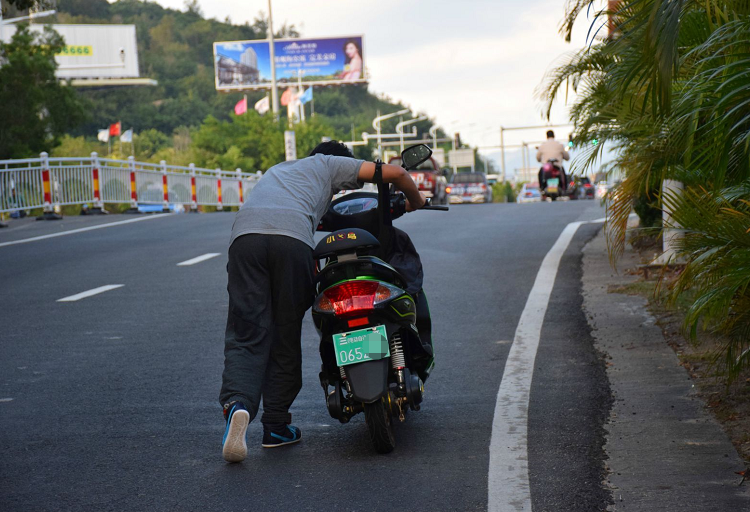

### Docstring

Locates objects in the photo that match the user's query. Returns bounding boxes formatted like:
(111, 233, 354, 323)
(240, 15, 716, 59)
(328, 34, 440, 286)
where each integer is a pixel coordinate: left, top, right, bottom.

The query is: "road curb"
(581, 229, 748, 511)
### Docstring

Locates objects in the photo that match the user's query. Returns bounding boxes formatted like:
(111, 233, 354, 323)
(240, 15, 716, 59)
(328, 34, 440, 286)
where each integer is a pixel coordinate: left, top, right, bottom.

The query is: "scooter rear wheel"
(364, 398, 396, 454)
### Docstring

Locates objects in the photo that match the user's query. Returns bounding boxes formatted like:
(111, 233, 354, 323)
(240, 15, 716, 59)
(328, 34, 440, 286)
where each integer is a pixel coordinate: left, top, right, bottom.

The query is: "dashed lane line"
(177, 253, 221, 266)
(57, 284, 124, 302)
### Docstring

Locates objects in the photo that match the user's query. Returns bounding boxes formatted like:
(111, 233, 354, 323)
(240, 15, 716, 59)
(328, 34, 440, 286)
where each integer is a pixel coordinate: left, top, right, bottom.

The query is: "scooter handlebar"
(420, 197, 449, 211)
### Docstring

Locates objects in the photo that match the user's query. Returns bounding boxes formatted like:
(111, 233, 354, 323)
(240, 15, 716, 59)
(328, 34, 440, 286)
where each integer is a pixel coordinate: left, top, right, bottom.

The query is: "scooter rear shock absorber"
(389, 333, 406, 369)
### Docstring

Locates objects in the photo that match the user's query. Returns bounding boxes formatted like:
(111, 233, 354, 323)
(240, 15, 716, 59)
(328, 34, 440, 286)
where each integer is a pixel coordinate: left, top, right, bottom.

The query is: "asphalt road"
(0, 199, 607, 512)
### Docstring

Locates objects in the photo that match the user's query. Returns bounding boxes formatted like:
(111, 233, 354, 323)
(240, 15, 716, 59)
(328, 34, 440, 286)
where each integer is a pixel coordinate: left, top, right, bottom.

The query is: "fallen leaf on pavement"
(736, 469, 747, 486)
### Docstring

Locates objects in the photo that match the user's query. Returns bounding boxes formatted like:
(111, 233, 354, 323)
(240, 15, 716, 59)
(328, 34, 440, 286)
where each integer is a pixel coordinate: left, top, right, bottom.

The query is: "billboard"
(214, 36, 366, 90)
(0, 24, 140, 79)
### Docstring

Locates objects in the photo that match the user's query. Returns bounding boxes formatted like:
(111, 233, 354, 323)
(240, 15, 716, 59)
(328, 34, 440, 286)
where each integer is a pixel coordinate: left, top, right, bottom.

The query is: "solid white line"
(0, 214, 172, 248)
(57, 284, 124, 302)
(488, 221, 584, 512)
(176, 253, 221, 266)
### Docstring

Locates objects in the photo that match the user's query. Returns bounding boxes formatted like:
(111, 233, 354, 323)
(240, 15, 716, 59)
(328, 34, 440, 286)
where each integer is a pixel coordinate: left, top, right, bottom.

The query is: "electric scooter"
(312, 144, 447, 453)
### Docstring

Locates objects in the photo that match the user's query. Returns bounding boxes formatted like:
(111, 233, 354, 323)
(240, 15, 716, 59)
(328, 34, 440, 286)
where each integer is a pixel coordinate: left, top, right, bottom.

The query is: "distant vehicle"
(566, 176, 580, 200)
(595, 181, 609, 200)
(539, 159, 565, 201)
(447, 172, 492, 204)
(388, 155, 448, 205)
(516, 183, 542, 203)
(486, 174, 501, 186)
(575, 176, 595, 199)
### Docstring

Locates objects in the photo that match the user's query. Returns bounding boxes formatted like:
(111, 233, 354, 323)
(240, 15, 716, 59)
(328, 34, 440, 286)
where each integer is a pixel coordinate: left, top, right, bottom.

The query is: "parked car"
(388, 155, 448, 205)
(447, 172, 492, 204)
(516, 183, 542, 203)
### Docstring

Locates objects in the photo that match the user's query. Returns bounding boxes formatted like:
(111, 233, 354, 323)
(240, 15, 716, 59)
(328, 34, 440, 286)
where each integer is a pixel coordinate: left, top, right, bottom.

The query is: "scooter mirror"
(400, 144, 432, 170)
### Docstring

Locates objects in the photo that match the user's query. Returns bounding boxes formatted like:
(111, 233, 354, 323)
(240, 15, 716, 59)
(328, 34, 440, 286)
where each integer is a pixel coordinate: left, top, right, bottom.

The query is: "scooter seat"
(313, 228, 380, 260)
(316, 256, 407, 291)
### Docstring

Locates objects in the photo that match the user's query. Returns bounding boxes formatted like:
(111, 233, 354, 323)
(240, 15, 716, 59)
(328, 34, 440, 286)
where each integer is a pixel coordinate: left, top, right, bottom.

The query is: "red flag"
(109, 122, 121, 136)
(234, 98, 247, 115)
(280, 89, 294, 107)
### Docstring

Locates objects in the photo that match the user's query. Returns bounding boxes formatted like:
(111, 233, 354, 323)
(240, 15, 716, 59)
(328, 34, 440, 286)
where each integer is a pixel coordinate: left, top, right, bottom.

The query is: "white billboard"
(449, 149, 475, 168)
(0, 24, 140, 79)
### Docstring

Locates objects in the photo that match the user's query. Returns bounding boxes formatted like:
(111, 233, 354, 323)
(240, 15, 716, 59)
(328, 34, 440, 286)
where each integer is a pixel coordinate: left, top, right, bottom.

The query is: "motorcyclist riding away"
(536, 130, 570, 191)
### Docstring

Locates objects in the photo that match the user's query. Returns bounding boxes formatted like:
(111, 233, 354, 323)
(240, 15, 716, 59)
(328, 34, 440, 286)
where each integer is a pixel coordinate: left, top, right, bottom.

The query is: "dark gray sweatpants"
(219, 234, 315, 425)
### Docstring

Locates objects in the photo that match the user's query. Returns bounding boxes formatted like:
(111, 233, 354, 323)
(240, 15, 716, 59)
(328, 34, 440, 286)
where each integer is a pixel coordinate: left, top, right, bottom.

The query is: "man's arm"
(358, 162, 426, 211)
(536, 147, 543, 163)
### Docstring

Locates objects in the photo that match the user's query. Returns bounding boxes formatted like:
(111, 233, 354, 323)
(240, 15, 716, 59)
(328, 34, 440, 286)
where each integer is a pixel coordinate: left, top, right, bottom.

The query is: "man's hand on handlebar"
(405, 192, 427, 212)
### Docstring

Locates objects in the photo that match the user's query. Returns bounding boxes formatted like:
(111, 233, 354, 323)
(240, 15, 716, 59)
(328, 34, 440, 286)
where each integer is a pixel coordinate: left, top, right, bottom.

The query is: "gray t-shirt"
(230, 154, 365, 249)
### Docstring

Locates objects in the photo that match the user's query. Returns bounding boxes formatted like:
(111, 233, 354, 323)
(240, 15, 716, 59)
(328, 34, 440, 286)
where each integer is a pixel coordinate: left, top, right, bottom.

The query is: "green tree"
(0, 24, 86, 158)
(542, 0, 750, 380)
(134, 128, 170, 159)
(50, 135, 105, 157)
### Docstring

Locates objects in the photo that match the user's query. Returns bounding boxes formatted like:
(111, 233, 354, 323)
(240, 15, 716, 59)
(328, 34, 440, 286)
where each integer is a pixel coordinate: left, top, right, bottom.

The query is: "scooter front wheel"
(364, 398, 396, 454)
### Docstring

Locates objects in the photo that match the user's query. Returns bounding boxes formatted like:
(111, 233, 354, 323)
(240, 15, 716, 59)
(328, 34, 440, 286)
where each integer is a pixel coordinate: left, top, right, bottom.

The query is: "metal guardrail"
(0, 152, 262, 214)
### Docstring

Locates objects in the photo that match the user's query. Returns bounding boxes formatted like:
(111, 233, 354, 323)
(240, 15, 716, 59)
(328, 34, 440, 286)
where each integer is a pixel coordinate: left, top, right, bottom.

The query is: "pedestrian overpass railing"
(0, 152, 262, 214)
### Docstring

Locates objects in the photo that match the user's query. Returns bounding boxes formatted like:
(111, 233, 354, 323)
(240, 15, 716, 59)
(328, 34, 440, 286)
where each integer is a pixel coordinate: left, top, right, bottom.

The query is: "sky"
(150, 0, 602, 175)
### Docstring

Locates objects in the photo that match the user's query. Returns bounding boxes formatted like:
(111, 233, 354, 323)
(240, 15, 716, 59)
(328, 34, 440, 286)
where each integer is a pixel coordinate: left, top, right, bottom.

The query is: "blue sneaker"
(222, 402, 250, 462)
(262, 424, 301, 448)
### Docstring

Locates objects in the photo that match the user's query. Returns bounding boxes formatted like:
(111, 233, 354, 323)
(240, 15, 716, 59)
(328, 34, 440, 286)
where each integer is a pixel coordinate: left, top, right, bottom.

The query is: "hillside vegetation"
(44, 0, 462, 170)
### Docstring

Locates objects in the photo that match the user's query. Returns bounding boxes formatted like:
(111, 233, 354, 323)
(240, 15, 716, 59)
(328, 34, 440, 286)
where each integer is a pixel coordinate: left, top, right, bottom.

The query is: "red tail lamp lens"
(317, 281, 394, 316)
(347, 317, 370, 328)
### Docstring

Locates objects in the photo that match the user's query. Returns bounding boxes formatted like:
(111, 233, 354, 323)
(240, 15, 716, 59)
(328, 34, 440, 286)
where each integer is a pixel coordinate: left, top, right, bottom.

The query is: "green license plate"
(547, 178, 559, 193)
(332, 325, 390, 367)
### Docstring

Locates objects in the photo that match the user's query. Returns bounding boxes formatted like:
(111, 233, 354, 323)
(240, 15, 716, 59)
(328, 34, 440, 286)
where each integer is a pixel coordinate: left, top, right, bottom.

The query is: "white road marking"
(488, 220, 590, 511)
(57, 284, 124, 302)
(177, 253, 221, 266)
(0, 398, 14, 403)
(0, 214, 172, 248)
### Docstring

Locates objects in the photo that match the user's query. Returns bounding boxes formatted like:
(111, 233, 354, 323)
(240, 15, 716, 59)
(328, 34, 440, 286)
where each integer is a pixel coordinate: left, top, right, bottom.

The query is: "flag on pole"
(280, 89, 296, 107)
(234, 97, 247, 115)
(298, 87, 313, 105)
(109, 122, 121, 137)
(120, 129, 133, 143)
(97, 129, 110, 143)
(254, 96, 270, 115)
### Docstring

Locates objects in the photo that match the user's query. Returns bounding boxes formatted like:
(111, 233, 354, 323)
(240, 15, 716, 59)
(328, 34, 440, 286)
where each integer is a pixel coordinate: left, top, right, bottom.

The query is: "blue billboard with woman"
(213, 36, 366, 90)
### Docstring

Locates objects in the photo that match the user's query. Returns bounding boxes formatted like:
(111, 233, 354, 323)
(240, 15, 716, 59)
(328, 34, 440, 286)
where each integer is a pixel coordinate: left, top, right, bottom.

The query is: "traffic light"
(454, 132, 462, 148)
(568, 133, 574, 148)
(592, 139, 599, 146)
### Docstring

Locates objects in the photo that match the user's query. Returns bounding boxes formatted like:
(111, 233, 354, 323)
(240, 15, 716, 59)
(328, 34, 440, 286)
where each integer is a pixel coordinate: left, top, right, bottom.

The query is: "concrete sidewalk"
(581, 230, 748, 511)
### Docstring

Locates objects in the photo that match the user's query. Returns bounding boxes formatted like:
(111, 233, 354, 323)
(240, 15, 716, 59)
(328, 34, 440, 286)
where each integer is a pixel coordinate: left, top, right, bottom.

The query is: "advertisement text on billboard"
(214, 36, 365, 90)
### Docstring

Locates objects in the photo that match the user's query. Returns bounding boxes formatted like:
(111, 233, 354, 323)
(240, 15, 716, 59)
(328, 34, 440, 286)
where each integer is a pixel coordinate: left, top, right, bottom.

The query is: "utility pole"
(499, 127, 506, 179)
(267, 0, 279, 118)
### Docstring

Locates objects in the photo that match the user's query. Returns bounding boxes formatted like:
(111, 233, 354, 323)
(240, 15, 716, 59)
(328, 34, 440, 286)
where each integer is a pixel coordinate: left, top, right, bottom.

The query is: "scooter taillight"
(315, 280, 398, 316)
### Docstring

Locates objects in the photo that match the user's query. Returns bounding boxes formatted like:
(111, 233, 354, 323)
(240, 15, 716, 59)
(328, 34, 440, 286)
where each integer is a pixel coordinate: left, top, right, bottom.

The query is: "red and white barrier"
(0, 153, 260, 218)
(216, 168, 223, 211)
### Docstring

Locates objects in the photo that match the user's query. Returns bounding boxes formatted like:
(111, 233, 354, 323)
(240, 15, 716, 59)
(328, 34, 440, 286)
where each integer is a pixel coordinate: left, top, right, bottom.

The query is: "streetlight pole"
(429, 125, 438, 148)
(267, 0, 279, 118)
(372, 108, 410, 159)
